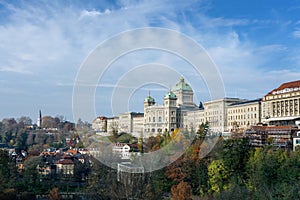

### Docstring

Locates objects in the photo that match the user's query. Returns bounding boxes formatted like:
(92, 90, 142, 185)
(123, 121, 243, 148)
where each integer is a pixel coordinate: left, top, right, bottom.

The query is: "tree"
(26, 133, 35, 146)
(208, 159, 231, 193)
(245, 148, 300, 199)
(171, 181, 192, 200)
(42, 116, 61, 129)
(1, 118, 18, 143)
(221, 138, 250, 185)
(15, 128, 28, 147)
(76, 118, 84, 129)
(48, 187, 60, 200)
(197, 122, 209, 141)
(34, 132, 46, 144)
(17, 116, 32, 126)
(110, 121, 119, 138)
(0, 149, 10, 190)
(22, 156, 43, 193)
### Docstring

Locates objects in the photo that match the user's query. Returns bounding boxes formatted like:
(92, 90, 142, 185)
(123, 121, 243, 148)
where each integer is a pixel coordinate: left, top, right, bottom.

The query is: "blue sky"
(0, 0, 300, 122)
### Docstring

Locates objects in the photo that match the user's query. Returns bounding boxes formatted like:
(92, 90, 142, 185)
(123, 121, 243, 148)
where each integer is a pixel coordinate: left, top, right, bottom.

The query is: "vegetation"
(0, 118, 300, 199)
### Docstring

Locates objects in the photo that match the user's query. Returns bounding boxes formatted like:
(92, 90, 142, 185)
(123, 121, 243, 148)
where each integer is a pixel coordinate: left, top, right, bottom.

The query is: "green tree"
(22, 156, 44, 193)
(0, 149, 10, 190)
(246, 148, 300, 199)
(197, 122, 209, 141)
(208, 159, 231, 193)
(221, 138, 250, 185)
(15, 128, 28, 147)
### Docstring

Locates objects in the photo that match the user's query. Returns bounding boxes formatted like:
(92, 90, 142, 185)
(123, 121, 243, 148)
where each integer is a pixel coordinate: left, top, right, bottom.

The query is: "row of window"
(148, 116, 162, 123)
(228, 106, 257, 114)
(266, 92, 300, 100)
(228, 121, 256, 127)
(228, 113, 257, 120)
(145, 128, 163, 133)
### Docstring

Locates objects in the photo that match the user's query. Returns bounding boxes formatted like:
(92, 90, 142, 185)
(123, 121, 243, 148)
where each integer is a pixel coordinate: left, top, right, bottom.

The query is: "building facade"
(227, 99, 262, 132)
(92, 78, 300, 139)
(182, 109, 205, 133)
(262, 80, 300, 126)
(203, 98, 244, 133)
(92, 116, 107, 132)
(107, 117, 119, 135)
(143, 77, 198, 136)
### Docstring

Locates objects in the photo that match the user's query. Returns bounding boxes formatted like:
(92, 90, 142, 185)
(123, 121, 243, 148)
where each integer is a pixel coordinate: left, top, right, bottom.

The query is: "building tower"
(37, 110, 42, 128)
(144, 93, 156, 113)
(143, 93, 156, 134)
(171, 77, 196, 107)
(164, 91, 177, 132)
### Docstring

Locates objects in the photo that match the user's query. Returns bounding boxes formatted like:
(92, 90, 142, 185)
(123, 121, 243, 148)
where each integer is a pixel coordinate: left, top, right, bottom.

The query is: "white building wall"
(227, 100, 261, 131)
(204, 98, 244, 133)
(144, 105, 165, 137)
(107, 117, 119, 135)
(132, 115, 144, 137)
(183, 110, 205, 132)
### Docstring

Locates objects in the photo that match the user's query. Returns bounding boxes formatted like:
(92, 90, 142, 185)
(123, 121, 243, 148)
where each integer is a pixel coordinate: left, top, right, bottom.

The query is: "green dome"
(172, 77, 193, 92)
(164, 91, 177, 99)
(144, 95, 155, 103)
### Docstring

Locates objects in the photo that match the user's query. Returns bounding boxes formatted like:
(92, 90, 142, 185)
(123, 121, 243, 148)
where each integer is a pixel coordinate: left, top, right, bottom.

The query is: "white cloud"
(0, 66, 33, 74)
(1, 0, 300, 120)
(293, 28, 300, 38)
(79, 9, 111, 19)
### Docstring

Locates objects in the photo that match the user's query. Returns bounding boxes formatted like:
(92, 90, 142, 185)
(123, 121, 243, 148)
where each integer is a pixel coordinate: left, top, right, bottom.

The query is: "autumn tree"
(171, 181, 192, 200)
(48, 187, 60, 200)
(17, 116, 32, 126)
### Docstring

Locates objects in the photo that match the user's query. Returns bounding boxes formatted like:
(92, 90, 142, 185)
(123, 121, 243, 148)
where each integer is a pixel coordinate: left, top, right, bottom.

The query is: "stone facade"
(262, 80, 300, 125)
(93, 79, 300, 140)
(227, 99, 262, 131)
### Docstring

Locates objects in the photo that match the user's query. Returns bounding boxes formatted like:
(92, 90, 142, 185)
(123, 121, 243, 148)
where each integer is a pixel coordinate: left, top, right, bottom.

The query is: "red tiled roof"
(250, 125, 297, 131)
(66, 149, 78, 156)
(61, 154, 72, 159)
(266, 125, 294, 130)
(266, 80, 300, 96)
(250, 126, 268, 131)
(56, 159, 74, 165)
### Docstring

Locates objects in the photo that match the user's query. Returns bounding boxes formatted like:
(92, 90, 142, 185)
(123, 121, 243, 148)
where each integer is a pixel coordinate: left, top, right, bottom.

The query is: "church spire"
(37, 110, 42, 128)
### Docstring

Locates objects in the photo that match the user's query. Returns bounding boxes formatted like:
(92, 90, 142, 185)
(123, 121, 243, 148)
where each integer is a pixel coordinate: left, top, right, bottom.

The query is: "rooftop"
(266, 80, 300, 96)
(229, 98, 262, 106)
(164, 91, 177, 99)
(144, 95, 155, 103)
(171, 77, 193, 92)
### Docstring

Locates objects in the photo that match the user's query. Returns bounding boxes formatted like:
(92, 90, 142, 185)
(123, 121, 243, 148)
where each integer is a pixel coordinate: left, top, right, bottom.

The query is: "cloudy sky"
(1, 0, 300, 122)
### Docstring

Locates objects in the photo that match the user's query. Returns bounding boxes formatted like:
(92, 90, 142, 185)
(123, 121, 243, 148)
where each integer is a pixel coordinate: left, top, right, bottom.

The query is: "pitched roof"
(266, 80, 300, 96)
(56, 159, 74, 165)
(66, 149, 78, 156)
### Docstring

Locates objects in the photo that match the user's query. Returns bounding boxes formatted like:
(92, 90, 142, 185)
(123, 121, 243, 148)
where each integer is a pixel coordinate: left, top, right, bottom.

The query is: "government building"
(262, 80, 300, 126)
(92, 78, 300, 142)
